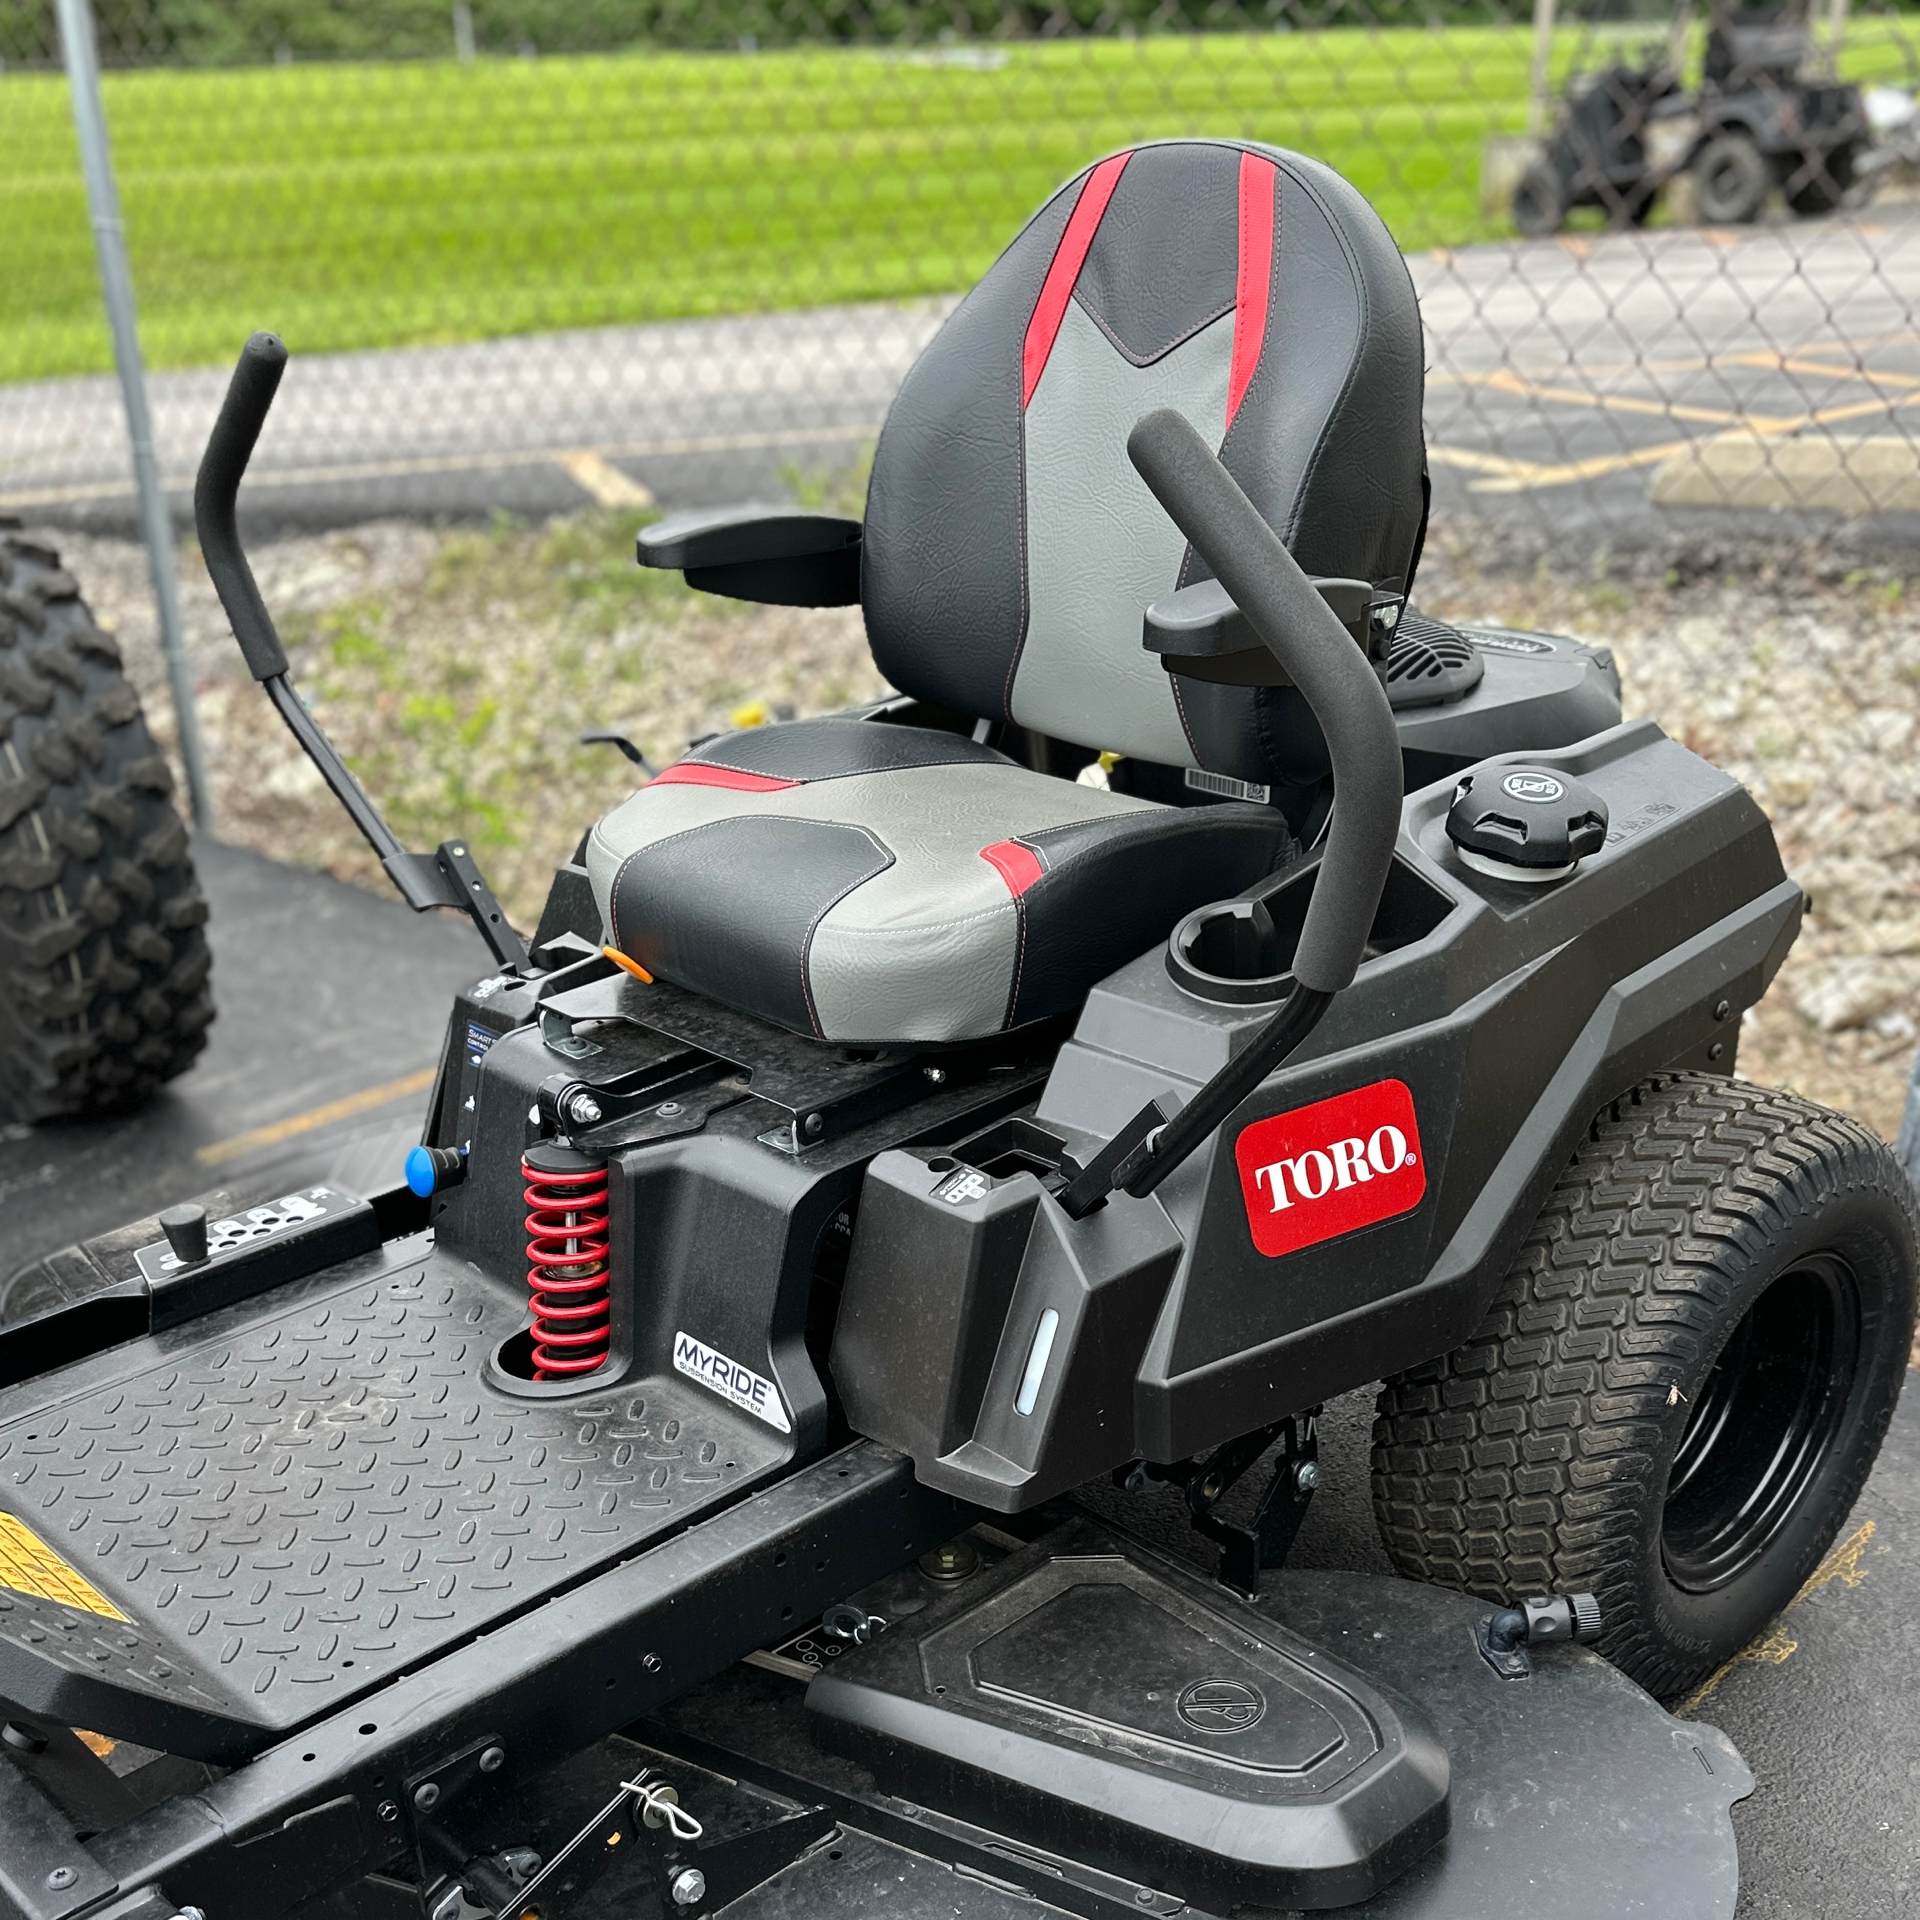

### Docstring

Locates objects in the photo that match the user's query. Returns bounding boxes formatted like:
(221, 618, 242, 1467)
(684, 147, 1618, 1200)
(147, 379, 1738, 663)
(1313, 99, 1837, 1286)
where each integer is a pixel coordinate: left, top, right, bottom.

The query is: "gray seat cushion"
(586, 718, 1295, 1045)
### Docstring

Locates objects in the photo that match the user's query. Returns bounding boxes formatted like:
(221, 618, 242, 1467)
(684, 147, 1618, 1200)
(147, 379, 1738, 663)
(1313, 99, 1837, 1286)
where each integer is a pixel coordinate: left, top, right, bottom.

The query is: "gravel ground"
(31, 508, 1920, 1143)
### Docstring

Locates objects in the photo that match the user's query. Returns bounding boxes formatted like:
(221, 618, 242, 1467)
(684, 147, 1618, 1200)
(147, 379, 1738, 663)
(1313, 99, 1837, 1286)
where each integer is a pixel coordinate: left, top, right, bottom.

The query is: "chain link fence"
(6, 0, 1920, 1133)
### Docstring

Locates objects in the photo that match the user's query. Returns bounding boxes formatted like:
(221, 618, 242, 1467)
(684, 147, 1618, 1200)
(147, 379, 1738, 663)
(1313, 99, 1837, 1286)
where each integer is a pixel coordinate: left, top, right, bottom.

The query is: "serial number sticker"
(673, 1330, 792, 1434)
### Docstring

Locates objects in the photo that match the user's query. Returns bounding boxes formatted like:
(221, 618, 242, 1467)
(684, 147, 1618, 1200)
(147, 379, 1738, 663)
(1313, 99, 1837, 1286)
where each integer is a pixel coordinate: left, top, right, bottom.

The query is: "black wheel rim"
(1661, 1253, 1861, 1593)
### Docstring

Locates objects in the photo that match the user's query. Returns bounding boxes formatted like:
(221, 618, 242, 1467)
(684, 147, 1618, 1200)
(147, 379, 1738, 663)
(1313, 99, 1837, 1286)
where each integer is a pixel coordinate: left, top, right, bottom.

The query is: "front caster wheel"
(1371, 1073, 1918, 1698)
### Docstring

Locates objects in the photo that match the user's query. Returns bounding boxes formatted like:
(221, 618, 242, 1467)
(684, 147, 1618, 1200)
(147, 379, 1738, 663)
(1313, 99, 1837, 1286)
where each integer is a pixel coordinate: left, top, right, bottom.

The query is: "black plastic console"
(831, 720, 1804, 1508)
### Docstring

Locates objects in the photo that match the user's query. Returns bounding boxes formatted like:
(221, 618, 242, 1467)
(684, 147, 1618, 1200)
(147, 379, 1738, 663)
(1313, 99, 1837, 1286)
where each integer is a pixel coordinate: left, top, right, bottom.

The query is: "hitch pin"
(623, 1778, 704, 1842)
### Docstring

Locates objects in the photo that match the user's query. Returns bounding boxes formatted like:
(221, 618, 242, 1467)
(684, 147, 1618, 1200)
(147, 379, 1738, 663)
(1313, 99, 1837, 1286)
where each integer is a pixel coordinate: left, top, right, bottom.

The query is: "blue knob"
(405, 1144, 465, 1197)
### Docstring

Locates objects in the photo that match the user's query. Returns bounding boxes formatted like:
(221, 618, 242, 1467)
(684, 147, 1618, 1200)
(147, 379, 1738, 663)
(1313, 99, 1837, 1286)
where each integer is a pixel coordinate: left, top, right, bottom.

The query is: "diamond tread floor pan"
(0, 1237, 790, 1761)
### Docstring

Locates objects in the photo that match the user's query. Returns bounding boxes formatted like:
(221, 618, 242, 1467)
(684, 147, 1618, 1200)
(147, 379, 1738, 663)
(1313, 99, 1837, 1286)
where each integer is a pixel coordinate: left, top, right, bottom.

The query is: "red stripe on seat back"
(980, 839, 1045, 897)
(1227, 152, 1278, 428)
(1022, 151, 1134, 409)
(648, 762, 801, 793)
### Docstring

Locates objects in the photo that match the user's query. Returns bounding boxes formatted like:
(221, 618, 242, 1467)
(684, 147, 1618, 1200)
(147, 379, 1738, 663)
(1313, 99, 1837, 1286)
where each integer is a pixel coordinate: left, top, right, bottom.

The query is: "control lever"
(1059, 409, 1403, 1218)
(194, 332, 529, 971)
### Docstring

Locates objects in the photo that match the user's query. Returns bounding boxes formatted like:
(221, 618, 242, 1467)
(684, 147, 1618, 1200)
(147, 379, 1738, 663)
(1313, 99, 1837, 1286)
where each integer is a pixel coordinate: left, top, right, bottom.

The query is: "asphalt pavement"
(11, 209, 1920, 557)
(0, 842, 1916, 1915)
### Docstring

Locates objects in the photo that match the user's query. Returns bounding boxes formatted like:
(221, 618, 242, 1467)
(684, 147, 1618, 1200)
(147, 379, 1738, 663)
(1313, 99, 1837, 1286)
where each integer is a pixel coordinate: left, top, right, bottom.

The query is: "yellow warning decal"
(0, 1511, 127, 1621)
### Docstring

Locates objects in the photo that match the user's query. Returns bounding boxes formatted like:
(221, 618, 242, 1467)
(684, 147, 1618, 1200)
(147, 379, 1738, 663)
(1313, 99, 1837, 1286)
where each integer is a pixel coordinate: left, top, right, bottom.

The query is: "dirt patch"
(36, 509, 1920, 1144)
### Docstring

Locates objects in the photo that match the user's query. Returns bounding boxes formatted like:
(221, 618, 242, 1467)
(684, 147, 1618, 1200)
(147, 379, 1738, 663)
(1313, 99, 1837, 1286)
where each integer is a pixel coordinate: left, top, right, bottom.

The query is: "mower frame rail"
(0, 1443, 961, 1920)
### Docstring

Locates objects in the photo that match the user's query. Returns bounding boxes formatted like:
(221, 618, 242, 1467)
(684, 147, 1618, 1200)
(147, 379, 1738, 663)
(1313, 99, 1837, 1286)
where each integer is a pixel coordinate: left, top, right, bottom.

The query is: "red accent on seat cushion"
(980, 839, 1046, 897)
(1022, 151, 1133, 408)
(1227, 153, 1278, 428)
(648, 762, 801, 793)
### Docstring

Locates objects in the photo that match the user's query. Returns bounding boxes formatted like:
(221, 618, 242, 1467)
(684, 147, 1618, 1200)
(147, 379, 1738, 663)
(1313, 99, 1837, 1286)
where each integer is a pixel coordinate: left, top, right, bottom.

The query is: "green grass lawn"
(5, 24, 1917, 383)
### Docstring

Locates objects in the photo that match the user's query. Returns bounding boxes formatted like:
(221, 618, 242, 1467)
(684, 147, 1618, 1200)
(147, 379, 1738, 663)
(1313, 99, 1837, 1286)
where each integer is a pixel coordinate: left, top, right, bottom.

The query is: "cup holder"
(1168, 894, 1300, 1005)
(1168, 853, 1456, 1006)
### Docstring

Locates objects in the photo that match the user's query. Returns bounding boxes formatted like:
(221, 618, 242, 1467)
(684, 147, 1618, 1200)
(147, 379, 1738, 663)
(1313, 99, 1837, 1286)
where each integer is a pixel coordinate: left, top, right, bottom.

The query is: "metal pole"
(452, 2, 476, 62)
(1529, 0, 1557, 138)
(54, 0, 212, 832)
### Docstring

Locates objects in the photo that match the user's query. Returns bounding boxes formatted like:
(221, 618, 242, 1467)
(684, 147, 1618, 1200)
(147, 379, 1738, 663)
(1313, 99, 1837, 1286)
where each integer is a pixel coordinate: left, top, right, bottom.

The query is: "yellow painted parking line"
(1466, 367, 1793, 430)
(195, 1067, 436, 1169)
(1677, 1519, 1878, 1718)
(1431, 438, 1694, 492)
(0, 422, 880, 514)
(557, 449, 655, 508)
(1433, 380, 1920, 494)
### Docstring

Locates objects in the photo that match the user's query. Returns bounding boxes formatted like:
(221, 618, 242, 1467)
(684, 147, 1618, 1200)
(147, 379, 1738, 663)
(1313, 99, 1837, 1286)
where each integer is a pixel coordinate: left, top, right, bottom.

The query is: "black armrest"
(1143, 575, 1374, 686)
(637, 504, 862, 607)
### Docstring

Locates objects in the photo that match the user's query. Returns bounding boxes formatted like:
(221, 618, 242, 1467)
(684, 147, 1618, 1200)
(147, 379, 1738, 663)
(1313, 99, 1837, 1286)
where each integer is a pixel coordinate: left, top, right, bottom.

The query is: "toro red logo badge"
(1234, 1078, 1427, 1259)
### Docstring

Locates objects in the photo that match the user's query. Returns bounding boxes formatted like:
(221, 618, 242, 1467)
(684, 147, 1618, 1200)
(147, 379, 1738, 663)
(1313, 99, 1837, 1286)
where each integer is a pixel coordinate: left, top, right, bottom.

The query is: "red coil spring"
(522, 1151, 611, 1380)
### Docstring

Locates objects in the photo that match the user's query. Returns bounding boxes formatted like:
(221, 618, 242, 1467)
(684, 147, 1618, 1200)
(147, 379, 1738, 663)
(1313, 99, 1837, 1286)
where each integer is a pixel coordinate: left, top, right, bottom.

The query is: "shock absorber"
(521, 1143, 612, 1381)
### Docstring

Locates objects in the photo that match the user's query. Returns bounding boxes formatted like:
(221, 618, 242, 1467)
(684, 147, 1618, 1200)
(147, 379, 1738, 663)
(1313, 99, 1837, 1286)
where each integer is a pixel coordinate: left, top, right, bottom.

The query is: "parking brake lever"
(1057, 409, 1403, 1218)
(194, 332, 529, 971)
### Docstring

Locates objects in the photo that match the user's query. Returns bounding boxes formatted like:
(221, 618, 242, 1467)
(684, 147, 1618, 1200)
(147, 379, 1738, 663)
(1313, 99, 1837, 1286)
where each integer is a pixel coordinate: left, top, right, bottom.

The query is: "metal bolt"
(803, 1113, 823, 1137)
(568, 1091, 604, 1125)
(479, 1744, 506, 1773)
(1121, 1462, 1153, 1494)
(1295, 1460, 1322, 1492)
(922, 1065, 947, 1084)
(1708, 1040, 1726, 1061)
(1713, 999, 1731, 1021)
(918, 1538, 980, 1582)
(171, 1911, 207, 1920)
(413, 1781, 441, 1811)
(671, 1867, 707, 1906)
(643, 1652, 663, 1673)
(657, 1101, 684, 1118)
(377, 1799, 400, 1823)
(46, 1868, 76, 1891)
(1134, 1891, 1158, 1907)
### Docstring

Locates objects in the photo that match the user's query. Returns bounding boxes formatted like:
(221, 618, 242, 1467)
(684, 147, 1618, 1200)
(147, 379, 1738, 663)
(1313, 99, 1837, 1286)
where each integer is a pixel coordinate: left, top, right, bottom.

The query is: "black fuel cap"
(1446, 765, 1609, 882)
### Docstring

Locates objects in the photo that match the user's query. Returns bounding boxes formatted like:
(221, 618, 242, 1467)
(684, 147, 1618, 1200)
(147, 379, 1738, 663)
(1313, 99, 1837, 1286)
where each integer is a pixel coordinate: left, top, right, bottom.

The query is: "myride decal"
(1234, 1078, 1427, 1259)
(673, 1330, 792, 1433)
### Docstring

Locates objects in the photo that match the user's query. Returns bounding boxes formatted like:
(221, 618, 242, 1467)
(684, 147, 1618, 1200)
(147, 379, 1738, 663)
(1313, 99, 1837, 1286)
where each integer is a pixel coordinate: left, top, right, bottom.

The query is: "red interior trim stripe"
(648, 762, 800, 793)
(1022, 151, 1133, 408)
(1227, 153, 1278, 428)
(980, 839, 1045, 897)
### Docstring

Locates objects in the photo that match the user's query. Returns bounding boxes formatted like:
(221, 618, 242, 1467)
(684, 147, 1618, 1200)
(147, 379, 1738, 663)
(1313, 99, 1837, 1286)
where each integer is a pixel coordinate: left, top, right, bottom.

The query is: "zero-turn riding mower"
(0, 140, 1912, 1920)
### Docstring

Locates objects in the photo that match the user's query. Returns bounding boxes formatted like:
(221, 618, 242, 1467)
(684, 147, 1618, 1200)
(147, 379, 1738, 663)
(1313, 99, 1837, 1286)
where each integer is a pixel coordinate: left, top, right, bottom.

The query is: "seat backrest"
(860, 139, 1427, 790)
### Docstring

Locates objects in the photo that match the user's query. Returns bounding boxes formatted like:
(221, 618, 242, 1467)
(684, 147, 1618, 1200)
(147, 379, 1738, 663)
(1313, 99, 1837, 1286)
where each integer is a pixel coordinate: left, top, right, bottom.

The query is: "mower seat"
(586, 717, 1291, 1045)
(592, 138, 1427, 1045)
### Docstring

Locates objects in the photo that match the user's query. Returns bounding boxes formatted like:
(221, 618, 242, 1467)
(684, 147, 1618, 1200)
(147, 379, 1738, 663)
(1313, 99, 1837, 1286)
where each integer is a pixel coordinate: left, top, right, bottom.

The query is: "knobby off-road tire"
(0, 528, 214, 1121)
(1372, 1073, 1918, 1698)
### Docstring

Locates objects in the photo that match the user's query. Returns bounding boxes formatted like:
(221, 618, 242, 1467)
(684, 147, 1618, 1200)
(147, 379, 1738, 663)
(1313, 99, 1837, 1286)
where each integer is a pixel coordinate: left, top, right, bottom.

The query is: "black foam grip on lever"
(1127, 408, 1403, 994)
(194, 331, 290, 682)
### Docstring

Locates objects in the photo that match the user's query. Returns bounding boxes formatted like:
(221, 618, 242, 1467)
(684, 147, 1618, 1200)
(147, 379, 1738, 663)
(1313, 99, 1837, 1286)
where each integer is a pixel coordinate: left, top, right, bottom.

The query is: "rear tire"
(0, 528, 214, 1121)
(1693, 132, 1771, 223)
(1784, 140, 1859, 216)
(1371, 1073, 1917, 1699)
(1512, 158, 1567, 237)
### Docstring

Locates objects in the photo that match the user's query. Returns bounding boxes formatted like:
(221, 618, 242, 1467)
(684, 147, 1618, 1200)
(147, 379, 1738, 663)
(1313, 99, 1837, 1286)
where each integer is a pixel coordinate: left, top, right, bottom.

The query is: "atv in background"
(1513, 0, 1866, 234)
(0, 523, 212, 1123)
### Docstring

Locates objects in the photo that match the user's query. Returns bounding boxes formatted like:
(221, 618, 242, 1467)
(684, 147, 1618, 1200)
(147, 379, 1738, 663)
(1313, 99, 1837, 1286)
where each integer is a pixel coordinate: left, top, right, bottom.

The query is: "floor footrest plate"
(0, 1246, 788, 1761)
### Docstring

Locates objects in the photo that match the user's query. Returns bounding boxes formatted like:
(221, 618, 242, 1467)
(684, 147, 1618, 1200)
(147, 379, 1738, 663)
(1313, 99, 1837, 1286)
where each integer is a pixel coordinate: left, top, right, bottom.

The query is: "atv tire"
(1693, 131, 1771, 224)
(1371, 1073, 1917, 1699)
(1784, 139, 1859, 217)
(0, 527, 214, 1121)
(1511, 157, 1567, 237)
